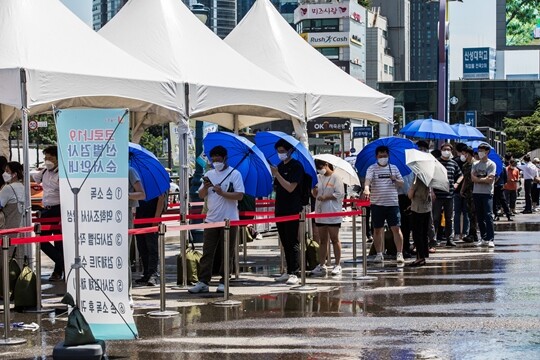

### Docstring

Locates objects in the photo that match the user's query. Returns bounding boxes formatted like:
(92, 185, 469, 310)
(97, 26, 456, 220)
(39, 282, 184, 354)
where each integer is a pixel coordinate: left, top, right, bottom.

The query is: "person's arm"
(392, 166, 404, 188)
(362, 167, 373, 199)
(312, 186, 319, 198)
(129, 180, 146, 201)
(214, 171, 244, 201)
(198, 176, 212, 199)
(408, 177, 417, 200)
(271, 166, 299, 193)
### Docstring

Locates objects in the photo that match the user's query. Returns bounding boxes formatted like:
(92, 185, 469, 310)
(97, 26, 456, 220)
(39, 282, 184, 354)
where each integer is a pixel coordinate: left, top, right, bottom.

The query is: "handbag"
(13, 256, 37, 310)
(305, 237, 320, 270)
(177, 234, 202, 285)
(0, 248, 21, 296)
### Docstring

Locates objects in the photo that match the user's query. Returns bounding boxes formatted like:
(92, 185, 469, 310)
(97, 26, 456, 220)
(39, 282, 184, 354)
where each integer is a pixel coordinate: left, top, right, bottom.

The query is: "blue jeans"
(473, 193, 494, 241)
(453, 194, 469, 237)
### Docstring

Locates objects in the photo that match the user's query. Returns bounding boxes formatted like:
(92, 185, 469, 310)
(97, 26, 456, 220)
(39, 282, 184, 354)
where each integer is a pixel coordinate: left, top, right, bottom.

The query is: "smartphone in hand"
(202, 176, 213, 186)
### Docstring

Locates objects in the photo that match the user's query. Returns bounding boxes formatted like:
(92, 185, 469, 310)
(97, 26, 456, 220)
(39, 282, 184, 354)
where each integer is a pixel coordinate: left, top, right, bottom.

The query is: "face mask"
(460, 155, 466, 162)
(2, 172, 12, 183)
(44, 160, 55, 170)
(478, 151, 486, 159)
(442, 150, 452, 158)
(377, 157, 389, 166)
(277, 153, 288, 161)
(213, 162, 225, 171)
(318, 168, 327, 175)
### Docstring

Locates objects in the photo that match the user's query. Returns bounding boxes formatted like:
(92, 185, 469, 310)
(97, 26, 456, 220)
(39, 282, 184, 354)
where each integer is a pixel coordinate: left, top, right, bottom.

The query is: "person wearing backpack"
(0, 161, 25, 231)
(188, 145, 244, 294)
(270, 139, 305, 285)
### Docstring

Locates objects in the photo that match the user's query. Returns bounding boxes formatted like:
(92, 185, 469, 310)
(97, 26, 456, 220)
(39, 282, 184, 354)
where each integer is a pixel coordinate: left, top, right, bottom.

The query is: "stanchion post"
(179, 213, 188, 288)
(353, 207, 377, 282)
(234, 229, 240, 279)
(24, 224, 54, 314)
(291, 209, 316, 292)
(0, 236, 26, 346)
(214, 219, 240, 307)
(148, 224, 179, 318)
(344, 202, 362, 264)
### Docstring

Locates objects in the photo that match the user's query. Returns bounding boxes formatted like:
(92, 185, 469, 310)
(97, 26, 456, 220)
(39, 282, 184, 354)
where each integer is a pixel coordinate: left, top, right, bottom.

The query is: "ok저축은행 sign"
(56, 108, 137, 340)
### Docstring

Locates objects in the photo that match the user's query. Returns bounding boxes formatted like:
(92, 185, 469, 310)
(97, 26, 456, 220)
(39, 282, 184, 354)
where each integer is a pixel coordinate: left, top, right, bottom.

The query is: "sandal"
(408, 258, 426, 267)
(428, 247, 436, 253)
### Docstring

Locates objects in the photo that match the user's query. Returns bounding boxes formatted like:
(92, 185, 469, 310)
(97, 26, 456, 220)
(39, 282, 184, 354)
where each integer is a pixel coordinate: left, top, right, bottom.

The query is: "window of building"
(296, 18, 339, 33)
(317, 47, 339, 60)
(384, 64, 388, 74)
(389, 66, 394, 75)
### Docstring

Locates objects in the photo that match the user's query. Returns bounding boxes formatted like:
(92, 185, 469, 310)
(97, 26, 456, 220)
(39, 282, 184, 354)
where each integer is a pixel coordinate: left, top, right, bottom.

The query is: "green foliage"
(503, 101, 540, 151)
(139, 125, 165, 157)
(358, 0, 372, 8)
(505, 139, 529, 158)
(506, 0, 540, 46)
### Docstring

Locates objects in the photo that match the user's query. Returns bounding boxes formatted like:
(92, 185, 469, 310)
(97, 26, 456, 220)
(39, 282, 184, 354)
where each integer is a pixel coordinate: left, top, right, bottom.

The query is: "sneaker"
(147, 275, 158, 286)
(135, 276, 150, 284)
(487, 241, 495, 248)
(274, 273, 289, 282)
(396, 253, 404, 264)
(188, 281, 209, 294)
(330, 265, 342, 275)
(255, 233, 263, 240)
(216, 283, 225, 293)
(48, 272, 63, 282)
(286, 275, 299, 285)
(446, 240, 457, 247)
(462, 235, 476, 243)
(372, 253, 384, 263)
(481, 240, 490, 247)
(367, 235, 374, 243)
(311, 264, 327, 276)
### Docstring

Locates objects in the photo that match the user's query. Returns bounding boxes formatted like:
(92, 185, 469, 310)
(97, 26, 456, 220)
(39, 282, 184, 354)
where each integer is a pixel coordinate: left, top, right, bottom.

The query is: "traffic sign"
(352, 126, 373, 139)
(450, 96, 459, 105)
(28, 120, 38, 131)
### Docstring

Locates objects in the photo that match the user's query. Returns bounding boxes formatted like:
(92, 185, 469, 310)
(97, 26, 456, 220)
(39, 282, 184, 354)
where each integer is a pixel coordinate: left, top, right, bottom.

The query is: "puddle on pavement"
(495, 222, 540, 232)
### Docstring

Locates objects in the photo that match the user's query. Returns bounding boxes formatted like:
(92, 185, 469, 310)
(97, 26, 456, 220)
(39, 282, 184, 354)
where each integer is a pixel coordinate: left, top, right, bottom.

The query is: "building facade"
(408, 0, 438, 81)
(371, 0, 410, 81)
(366, 8, 394, 88)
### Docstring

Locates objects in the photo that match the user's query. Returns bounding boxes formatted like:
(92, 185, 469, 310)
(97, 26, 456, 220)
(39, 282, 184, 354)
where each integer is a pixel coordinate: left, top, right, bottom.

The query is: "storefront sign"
(307, 118, 350, 134)
(294, 3, 349, 23)
(306, 32, 349, 47)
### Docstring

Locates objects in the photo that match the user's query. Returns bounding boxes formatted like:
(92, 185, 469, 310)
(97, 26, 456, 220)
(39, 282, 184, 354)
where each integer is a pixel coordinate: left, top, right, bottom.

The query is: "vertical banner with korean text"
(56, 109, 137, 340)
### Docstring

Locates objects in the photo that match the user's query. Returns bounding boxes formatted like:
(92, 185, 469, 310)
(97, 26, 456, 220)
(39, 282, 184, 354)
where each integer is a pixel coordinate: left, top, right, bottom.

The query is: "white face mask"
(460, 155, 467, 162)
(441, 150, 452, 158)
(478, 151, 486, 159)
(377, 157, 389, 166)
(277, 153, 288, 161)
(44, 160, 55, 170)
(213, 162, 225, 171)
(318, 168, 327, 175)
(2, 172, 12, 183)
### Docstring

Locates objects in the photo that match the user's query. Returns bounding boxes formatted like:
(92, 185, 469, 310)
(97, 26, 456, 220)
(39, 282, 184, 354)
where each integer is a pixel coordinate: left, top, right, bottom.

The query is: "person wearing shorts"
(362, 145, 405, 264)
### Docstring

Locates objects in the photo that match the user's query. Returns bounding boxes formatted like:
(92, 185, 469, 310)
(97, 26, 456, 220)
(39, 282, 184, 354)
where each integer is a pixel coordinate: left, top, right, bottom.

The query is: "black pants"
(412, 211, 430, 259)
(398, 194, 412, 252)
(135, 198, 160, 277)
(276, 219, 300, 275)
(199, 226, 238, 284)
(39, 205, 64, 275)
(493, 185, 511, 217)
(524, 179, 533, 212)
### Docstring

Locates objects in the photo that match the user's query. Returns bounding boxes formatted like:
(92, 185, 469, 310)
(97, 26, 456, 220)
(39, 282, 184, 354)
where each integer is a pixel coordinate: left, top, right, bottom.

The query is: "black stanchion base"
(213, 299, 241, 307)
(147, 310, 180, 318)
(52, 340, 105, 360)
(0, 337, 26, 346)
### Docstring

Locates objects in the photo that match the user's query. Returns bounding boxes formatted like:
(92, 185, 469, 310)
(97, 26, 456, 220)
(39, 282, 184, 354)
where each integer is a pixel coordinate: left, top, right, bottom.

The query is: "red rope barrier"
(129, 226, 159, 235)
(239, 211, 274, 217)
(32, 217, 62, 224)
(11, 234, 63, 245)
(40, 224, 62, 232)
(0, 226, 34, 236)
(231, 214, 299, 227)
(306, 210, 363, 219)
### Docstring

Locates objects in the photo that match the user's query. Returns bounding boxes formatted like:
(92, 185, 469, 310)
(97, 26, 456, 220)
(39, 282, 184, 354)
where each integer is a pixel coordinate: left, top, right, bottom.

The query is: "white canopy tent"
(98, 0, 306, 133)
(225, 0, 394, 124)
(0, 0, 185, 232)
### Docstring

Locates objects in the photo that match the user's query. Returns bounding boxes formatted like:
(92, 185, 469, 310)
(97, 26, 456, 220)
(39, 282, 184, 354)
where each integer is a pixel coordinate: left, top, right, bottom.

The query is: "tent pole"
(178, 84, 190, 287)
(19, 69, 34, 265)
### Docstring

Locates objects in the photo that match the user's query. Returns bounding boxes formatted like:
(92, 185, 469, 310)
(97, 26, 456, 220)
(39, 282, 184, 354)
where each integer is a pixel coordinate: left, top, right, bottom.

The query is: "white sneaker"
(481, 240, 490, 247)
(188, 281, 209, 294)
(255, 233, 263, 240)
(311, 264, 326, 276)
(286, 275, 299, 285)
(216, 283, 225, 293)
(330, 265, 342, 275)
(372, 253, 384, 263)
(487, 241, 495, 248)
(274, 273, 289, 282)
(396, 253, 404, 264)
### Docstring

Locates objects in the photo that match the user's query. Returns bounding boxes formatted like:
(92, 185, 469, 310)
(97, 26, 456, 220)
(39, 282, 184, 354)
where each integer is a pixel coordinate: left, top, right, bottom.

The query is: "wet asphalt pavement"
(1, 214, 540, 359)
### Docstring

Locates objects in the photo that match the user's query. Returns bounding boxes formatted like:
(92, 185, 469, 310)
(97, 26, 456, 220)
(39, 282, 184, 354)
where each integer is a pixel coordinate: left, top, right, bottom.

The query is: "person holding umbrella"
(311, 159, 345, 276)
(407, 175, 432, 267)
(188, 145, 245, 294)
(271, 138, 305, 285)
(362, 145, 405, 264)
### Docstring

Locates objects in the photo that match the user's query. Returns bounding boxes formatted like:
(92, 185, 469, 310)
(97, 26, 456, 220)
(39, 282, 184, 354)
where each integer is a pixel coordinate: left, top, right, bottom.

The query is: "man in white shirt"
(189, 145, 245, 294)
(517, 154, 538, 214)
(362, 145, 405, 264)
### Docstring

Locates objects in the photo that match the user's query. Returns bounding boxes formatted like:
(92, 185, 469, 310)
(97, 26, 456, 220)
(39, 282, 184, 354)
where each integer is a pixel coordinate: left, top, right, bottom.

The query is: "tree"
(358, 0, 372, 8)
(505, 0, 540, 46)
(505, 139, 529, 158)
(503, 101, 540, 152)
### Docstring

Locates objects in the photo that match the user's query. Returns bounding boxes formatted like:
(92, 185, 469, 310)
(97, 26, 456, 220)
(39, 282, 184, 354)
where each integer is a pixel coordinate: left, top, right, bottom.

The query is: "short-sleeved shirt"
(33, 167, 60, 207)
(503, 166, 520, 191)
(200, 167, 244, 223)
(410, 177, 431, 214)
(314, 172, 344, 224)
(433, 157, 462, 199)
(365, 163, 403, 207)
(472, 159, 497, 195)
(129, 167, 142, 208)
(275, 159, 304, 216)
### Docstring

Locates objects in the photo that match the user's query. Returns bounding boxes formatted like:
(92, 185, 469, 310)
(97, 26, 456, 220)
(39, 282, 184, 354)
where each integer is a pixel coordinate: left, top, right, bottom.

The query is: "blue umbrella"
(465, 141, 503, 176)
(450, 124, 486, 140)
(400, 118, 460, 140)
(129, 143, 170, 201)
(254, 131, 317, 187)
(355, 137, 416, 177)
(203, 131, 273, 197)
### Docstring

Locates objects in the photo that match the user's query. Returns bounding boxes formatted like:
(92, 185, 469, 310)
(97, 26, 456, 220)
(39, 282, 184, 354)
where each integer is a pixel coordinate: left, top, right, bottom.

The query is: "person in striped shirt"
(362, 145, 405, 264)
